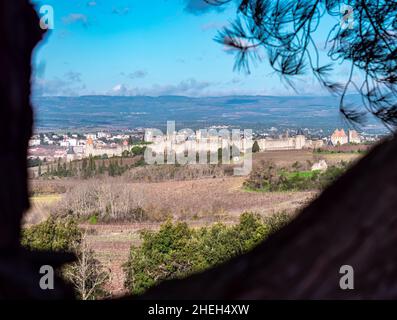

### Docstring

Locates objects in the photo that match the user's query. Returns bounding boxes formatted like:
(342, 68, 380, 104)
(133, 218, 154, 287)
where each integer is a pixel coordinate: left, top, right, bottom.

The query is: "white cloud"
(65, 71, 82, 82)
(63, 13, 89, 27)
(111, 84, 129, 95)
(32, 71, 86, 96)
(120, 70, 148, 79)
(108, 78, 214, 96)
(112, 6, 130, 16)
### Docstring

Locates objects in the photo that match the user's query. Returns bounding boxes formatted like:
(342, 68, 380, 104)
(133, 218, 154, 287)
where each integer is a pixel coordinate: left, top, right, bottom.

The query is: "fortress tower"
(85, 137, 94, 156)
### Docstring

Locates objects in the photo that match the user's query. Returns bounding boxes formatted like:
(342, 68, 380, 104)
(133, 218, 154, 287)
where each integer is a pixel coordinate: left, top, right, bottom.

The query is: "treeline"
(81, 156, 131, 178)
(41, 154, 145, 179)
(314, 148, 366, 154)
(244, 161, 349, 192)
(28, 157, 45, 168)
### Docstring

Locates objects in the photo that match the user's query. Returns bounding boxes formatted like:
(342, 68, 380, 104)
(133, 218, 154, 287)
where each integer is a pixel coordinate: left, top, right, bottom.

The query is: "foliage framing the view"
(209, 0, 397, 129)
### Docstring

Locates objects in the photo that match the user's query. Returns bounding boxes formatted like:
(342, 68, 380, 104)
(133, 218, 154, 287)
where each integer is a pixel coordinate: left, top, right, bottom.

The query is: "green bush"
(21, 217, 81, 251)
(263, 211, 291, 232)
(244, 161, 348, 192)
(318, 165, 347, 189)
(88, 214, 98, 225)
(21, 218, 109, 300)
(131, 145, 146, 156)
(123, 212, 290, 295)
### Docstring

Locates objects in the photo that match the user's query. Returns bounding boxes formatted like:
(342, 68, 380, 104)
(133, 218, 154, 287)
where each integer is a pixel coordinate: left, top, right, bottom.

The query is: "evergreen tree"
(68, 160, 74, 177)
(252, 141, 260, 153)
(88, 155, 96, 177)
(98, 159, 106, 174)
(108, 160, 115, 177)
(82, 158, 89, 179)
(57, 158, 61, 176)
(128, 135, 134, 146)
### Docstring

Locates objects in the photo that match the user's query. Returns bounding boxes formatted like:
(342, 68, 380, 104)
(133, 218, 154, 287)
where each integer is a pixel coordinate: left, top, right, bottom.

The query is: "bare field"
(126, 177, 314, 219)
(253, 149, 362, 167)
(81, 223, 144, 296)
(24, 194, 62, 225)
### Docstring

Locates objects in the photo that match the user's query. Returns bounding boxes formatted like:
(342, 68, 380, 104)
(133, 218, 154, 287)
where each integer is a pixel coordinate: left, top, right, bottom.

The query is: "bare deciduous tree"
(64, 234, 110, 300)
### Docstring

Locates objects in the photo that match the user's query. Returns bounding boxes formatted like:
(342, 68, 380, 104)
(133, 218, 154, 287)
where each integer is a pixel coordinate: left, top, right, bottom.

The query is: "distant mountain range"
(31, 95, 386, 134)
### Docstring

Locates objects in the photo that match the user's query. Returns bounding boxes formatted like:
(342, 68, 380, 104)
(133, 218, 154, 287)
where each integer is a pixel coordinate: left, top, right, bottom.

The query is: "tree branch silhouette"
(208, 0, 397, 129)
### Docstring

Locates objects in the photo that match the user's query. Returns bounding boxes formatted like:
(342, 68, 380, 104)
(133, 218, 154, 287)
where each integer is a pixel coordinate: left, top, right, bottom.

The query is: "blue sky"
(31, 0, 347, 97)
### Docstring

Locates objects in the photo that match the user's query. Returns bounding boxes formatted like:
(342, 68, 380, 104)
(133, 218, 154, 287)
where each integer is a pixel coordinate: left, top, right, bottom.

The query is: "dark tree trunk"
(0, 0, 75, 299)
(0, 0, 40, 251)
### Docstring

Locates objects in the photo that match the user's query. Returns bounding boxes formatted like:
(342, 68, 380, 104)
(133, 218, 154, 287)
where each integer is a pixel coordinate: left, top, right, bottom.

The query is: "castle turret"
(85, 137, 94, 156)
(295, 134, 306, 149)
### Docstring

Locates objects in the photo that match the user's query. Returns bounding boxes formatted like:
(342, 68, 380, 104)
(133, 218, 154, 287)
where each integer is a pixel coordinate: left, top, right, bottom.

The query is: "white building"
(84, 138, 129, 157)
(330, 129, 348, 146)
(29, 138, 41, 147)
(97, 132, 111, 139)
(331, 129, 361, 145)
(86, 133, 97, 140)
(60, 140, 70, 147)
(348, 130, 361, 144)
(257, 135, 306, 151)
(311, 160, 328, 172)
(68, 138, 78, 147)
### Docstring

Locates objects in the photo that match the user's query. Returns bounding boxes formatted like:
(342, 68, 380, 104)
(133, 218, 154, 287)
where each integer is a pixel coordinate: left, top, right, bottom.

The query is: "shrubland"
(123, 212, 290, 295)
(244, 160, 349, 192)
(22, 212, 293, 297)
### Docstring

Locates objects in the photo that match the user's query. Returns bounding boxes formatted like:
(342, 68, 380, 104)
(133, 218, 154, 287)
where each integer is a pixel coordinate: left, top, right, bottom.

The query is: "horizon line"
(32, 93, 358, 99)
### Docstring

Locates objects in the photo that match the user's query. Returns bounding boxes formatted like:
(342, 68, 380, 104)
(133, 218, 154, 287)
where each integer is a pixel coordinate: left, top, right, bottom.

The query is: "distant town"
(28, 126, 383, 166)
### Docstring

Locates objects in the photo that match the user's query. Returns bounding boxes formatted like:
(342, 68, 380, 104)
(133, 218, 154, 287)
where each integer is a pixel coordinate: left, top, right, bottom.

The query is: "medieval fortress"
(144, 128, 253, 156)
(144, 127, 360, 155)
(83, 137, 130, 158)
